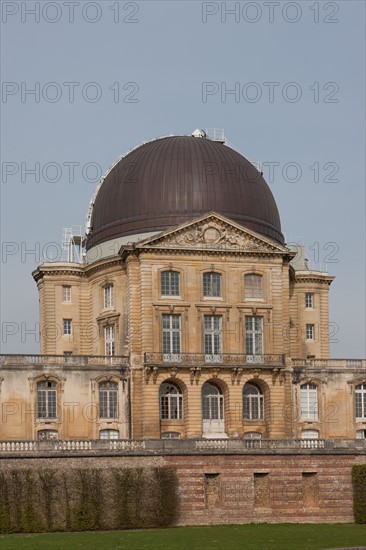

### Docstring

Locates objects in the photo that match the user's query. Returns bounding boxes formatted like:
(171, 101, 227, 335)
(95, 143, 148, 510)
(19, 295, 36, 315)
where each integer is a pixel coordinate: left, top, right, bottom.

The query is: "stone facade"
(0, 213, 365, 442)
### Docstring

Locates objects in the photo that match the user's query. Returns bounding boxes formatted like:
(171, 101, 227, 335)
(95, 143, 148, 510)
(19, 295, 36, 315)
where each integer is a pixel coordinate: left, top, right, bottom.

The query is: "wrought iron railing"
(144, 353, 285, 367)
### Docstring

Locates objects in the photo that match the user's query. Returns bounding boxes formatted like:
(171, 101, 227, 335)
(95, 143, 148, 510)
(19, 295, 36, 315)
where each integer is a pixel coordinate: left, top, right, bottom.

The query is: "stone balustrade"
(0, 438, 365, 456)
(0, 354, 130, 368)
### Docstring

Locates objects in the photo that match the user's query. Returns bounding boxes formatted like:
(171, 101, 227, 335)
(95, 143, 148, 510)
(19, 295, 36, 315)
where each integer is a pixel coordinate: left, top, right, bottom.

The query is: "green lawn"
(1, 524, 365, 550)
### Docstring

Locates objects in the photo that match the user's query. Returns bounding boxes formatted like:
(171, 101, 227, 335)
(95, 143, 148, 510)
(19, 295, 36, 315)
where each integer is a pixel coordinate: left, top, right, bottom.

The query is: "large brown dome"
(86, 135, 284, 249)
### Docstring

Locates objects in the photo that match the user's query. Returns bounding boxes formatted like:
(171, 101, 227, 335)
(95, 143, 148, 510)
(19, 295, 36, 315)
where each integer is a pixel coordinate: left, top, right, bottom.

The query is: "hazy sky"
(1, 0, 365, 357)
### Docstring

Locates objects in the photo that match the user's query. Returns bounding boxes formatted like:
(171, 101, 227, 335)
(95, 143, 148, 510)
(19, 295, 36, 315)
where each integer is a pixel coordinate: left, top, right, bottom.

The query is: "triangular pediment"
(132, 212, 288, 255)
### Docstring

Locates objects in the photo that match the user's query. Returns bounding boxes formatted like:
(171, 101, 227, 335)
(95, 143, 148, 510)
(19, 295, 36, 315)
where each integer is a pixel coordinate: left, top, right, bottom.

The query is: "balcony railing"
(292, 358, 366, 369)
(0, 438, 364, 455)
(0, 354, 130, 368)
(145, 353, 285, 367)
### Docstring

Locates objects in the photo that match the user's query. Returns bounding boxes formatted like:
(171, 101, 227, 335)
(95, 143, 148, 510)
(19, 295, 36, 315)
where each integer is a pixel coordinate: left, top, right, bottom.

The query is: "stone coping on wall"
(0, 438, 365, 458)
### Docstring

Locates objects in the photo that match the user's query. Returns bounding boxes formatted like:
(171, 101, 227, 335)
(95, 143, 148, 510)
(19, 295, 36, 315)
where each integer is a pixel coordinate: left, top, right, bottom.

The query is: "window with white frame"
(355, 384, 366, 420)
(306, 324, 315, 341)
(160, 382, 183, 420)
(300, 383, 318, 421)
(38, 430, 58, 440)
(162, 314, 181, 355)
(204, 315, 222, 358)
(245, 316, 263, 355)
(62, 285, 71, 303)
(104, 325, 115, 356)
(243, 383, 264, 420)
(245, 274, 263, 300)
(243, 432, 262, 439)
(203, 272, 221, 298)
(161, 432, 181, 439)
(37, 380, 57, 419)
(99, 381, 118, 418)
(63, 319, 72, 335)
(161, 271, 180, 296)
(99, 429, 119, 440)
(305, 293, 314, 308)
(356, 429, 366, 439)
(104, 284, 114, 308)
(202, 382, 223, 420)
(301, 429, 319, 439)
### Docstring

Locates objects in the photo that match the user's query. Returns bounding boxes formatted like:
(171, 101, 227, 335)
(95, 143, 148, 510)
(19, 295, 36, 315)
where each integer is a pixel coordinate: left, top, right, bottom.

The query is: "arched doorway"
(202, 382, 226, 438)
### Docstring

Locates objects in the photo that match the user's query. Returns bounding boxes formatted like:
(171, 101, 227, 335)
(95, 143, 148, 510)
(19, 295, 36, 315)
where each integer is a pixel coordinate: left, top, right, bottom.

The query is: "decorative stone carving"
(231, 367, 243, 385)
(139, 218, 283, 254)
(190, 367, 201, 385)
(144, 366, 158, 384)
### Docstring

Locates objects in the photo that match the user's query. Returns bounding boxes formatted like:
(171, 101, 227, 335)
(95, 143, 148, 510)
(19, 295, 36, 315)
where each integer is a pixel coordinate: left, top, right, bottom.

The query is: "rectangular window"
(62, 285, 71, 303)
(99, 382, 118, 418)
(245, 274, 263, 299)
(305, 293, 314, 308)
(63, 319, 72, 335)
(204, 315, 222, 360)
(161, 271, 180, 296)
(355, 385, 366, 420)
(105, 325, 115, 356)
(306, 324, 315, 340)
(162, 314, 181, 357)
(254, 473, 270, 508)
(104, 284, 114, 308)
(300, 384, 318, 421)
(245, 316, 263, 355)
(203, 272, 221, 297)
(37, 381, 57, 419)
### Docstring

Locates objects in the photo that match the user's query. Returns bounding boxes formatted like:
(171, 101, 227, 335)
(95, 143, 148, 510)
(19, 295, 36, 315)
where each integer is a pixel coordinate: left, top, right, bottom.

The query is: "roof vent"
(191, 128, 206, 138)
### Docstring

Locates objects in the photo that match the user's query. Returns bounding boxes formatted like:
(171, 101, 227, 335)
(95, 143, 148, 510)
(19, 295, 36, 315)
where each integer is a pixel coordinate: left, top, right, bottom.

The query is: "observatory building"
(1, 130, 365, 443)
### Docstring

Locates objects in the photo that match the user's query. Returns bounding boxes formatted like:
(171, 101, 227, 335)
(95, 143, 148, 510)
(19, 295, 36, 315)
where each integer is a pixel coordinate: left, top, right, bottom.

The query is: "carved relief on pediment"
(145, 219, 278, 253)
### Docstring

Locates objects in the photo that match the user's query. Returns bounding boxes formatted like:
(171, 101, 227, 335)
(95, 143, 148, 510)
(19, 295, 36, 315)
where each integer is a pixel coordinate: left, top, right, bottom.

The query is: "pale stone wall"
(0, 363, 129, 441)
(23, 215, 364, 442)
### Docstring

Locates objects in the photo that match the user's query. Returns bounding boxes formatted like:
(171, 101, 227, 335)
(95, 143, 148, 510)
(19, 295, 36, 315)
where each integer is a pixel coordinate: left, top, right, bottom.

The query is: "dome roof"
(86, 135, 284, 249)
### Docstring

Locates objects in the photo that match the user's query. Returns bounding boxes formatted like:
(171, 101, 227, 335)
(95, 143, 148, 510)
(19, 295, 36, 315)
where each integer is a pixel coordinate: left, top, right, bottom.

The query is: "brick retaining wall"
(1, 445, 364, 525)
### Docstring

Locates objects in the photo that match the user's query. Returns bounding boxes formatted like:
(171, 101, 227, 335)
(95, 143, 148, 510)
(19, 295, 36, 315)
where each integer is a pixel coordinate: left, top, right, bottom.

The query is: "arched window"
(161, 432, 181, 439)
(99, 429, 119, 440)
(301, 429, 319, 439)
(244, 274, 263, 299)
(38, 430, 58, 441)
(37, 380, 57, 419)
(243, 383, 264, 420)
(203, 272, 221, 297)
(243, 432, 262, 439)
(99, 381, 118, 418)
(300, 383, 318, 421)
(202, 382, 223, 420)
(160, 382, 183, 420)
(355, 384, 366, 420)
(161, 271, 180, 296)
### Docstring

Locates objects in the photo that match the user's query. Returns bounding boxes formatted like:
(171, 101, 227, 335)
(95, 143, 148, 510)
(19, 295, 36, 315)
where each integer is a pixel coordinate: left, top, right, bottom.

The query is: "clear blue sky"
(1, 1, 365, 356)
